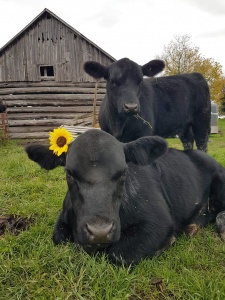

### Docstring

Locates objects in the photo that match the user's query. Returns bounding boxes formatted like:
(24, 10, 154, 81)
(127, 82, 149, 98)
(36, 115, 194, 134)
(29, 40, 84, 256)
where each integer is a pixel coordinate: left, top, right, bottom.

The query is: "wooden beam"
(0, 86, 106, 95)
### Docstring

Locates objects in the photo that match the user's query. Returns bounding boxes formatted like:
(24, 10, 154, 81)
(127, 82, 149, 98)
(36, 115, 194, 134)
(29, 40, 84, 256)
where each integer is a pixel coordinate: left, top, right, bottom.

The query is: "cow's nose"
(124, 103, 138, 114)
(86, 222, 114, 244)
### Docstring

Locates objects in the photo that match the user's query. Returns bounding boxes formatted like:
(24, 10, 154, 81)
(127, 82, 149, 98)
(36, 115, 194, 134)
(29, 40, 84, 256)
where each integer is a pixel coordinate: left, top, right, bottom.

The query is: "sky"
(0, 0, 225, 73)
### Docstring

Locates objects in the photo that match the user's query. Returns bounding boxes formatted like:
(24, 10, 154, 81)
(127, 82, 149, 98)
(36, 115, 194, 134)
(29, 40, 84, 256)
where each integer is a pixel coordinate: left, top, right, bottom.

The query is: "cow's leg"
(184, 223, 200, 238)
(186, 201, 218, 235)
(185, 195, 222, 238)
(179, 124, 194, 150)
(192, 171, 225, 240)
(192, 117, 210, 152)
(52, 211, 74, 245)
(184, 210, 211, 239)
(107, 222, 174, 266)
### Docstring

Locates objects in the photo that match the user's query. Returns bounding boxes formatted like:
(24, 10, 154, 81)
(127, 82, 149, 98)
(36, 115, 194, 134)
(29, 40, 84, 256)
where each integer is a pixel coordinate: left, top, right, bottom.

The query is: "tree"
(193, 58, 225, 106)
(157, 34, 225, 105)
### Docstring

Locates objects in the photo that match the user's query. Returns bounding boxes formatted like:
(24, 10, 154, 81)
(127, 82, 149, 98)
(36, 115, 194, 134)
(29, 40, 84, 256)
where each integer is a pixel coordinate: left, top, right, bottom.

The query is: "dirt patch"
(0, 214, 34, 236)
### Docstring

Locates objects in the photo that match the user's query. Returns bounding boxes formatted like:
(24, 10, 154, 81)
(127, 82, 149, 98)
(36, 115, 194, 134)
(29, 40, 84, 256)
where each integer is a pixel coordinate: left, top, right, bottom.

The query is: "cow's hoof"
(216, 211, 225, 241)
(185, 223, 200, 238)
(169, 235, 176, 246)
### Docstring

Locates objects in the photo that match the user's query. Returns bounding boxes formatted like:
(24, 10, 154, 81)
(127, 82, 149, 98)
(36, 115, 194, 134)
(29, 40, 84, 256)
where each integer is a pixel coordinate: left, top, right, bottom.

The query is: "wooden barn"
(0, 8, 115, 139)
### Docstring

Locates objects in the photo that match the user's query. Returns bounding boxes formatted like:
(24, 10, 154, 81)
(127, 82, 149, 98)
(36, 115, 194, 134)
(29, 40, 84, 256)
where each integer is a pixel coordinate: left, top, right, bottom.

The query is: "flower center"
(56, 136, 67, 147)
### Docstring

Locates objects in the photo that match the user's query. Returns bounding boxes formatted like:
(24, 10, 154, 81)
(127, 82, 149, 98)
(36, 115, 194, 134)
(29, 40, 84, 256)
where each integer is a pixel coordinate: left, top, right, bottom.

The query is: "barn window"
(40, 66, 55, 80)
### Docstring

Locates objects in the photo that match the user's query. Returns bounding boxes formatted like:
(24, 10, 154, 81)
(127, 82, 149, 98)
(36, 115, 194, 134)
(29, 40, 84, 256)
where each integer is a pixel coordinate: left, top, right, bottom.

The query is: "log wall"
(0, 81, 106, 139)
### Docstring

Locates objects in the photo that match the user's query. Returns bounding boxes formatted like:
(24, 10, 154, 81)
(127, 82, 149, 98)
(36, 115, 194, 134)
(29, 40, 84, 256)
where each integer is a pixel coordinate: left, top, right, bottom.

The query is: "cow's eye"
(110, 79, 117, 86)
(121, 169, 127, 178)
(110, 78, 121, 87)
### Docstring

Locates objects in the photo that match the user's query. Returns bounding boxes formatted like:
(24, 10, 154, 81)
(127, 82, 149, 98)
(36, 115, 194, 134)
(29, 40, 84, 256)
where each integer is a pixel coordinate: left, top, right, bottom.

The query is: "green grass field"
(1, 120, 225, 300)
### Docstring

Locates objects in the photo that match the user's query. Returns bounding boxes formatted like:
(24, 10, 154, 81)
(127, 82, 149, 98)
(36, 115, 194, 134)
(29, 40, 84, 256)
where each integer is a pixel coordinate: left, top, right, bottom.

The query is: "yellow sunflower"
(49, 127, 74, 156)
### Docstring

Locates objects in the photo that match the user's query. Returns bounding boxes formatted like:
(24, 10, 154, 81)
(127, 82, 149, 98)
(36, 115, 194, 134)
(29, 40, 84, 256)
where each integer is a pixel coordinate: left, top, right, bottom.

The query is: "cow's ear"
(142, 60, 165, 77)
(124, 136, 167, 165)
(25, 144, 66, 170)
(84, 61, 108, 79)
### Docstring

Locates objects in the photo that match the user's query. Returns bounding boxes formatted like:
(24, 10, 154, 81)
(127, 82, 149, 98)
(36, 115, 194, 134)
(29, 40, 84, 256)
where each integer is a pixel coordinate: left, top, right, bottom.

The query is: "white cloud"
(0, 0, 224, 73)
(186, 0, 225, 15)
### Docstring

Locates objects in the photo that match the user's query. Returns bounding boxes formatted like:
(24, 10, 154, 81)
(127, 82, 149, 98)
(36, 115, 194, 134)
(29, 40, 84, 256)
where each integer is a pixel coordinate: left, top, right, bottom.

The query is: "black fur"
(0, 100, 6, 113)
(84, 58, 211, 152)
(25, 144, 66, 170)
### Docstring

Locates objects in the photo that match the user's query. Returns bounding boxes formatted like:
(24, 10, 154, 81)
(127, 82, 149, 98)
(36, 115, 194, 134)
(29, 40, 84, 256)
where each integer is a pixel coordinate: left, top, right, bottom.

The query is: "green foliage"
(1, 123, 225, 299)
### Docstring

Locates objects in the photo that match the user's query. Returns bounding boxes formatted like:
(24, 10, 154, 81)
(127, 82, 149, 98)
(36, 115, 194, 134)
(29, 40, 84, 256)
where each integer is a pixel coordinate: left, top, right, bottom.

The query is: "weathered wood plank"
(0, 93, 105, 100)
(60, 125, 99, 136)
(8, 116, 93, 127)
(10, 131, 50, 139)
(4, 99, 102, 107)
(9, 125, 56, 133)
(9, 124, 99, 139)
(8, 119, 69, 126)
(0, 93, 104, 101)
(8, 111, 99, 120)
(7, 113, 87, 120)
(7, 106, 98, 113)
(0, 87, 106, 95)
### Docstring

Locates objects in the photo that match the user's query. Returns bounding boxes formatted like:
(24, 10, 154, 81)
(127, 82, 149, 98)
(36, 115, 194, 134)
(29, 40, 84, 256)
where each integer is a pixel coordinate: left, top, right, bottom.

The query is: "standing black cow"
(25, 129, 225, 266)
(84, 58, 211, 152)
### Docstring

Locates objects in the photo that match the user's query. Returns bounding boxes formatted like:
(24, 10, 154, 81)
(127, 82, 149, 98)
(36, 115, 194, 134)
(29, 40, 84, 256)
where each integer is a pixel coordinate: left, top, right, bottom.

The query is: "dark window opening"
(40, 66, 54, 78)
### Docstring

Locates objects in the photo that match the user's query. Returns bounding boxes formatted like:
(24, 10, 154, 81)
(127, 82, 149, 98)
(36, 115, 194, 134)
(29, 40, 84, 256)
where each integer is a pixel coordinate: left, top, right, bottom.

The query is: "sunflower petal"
(48, 127, 74, 156)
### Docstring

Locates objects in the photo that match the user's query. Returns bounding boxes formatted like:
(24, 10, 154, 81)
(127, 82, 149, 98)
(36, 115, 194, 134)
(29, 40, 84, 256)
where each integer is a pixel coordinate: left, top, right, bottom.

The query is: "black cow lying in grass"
(25, 130, 225, 266)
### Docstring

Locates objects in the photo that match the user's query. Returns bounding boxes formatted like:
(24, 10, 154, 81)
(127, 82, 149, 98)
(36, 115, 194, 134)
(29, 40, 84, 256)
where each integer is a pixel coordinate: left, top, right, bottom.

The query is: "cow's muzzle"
(84, 221, 117, 244)
(123, 103, 139, 115)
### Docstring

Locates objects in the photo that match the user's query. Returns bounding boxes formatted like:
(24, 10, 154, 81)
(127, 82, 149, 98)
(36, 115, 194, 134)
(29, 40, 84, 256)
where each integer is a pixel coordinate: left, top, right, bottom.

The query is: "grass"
(0, 120, 225, 300)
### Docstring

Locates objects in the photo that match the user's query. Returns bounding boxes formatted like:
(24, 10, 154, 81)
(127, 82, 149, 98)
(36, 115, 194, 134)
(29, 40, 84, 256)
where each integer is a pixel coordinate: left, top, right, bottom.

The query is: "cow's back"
(144, 73, 210, 137)
(155, 148, 223, 223)
(120, 150, 207, 225)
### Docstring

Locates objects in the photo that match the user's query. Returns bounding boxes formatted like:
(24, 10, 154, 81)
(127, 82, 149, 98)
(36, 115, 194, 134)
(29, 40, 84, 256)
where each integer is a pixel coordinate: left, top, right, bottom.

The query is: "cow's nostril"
(86, 222, 114, 243)
(124, 103, 138, 112)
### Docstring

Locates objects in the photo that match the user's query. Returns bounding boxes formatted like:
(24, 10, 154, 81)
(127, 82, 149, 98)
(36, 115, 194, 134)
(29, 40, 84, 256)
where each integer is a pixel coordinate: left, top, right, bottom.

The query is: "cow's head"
(25, 129, 167, 248)
(84, 58, 165, 115)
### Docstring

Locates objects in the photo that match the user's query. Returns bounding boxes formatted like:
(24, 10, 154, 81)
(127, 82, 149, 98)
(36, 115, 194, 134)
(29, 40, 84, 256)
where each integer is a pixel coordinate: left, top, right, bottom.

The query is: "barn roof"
(0, 8, 116, 61)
